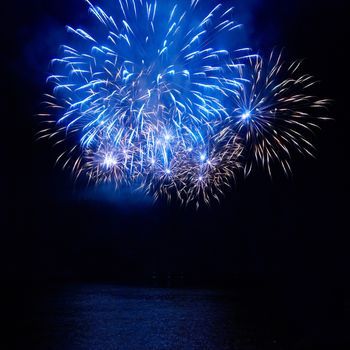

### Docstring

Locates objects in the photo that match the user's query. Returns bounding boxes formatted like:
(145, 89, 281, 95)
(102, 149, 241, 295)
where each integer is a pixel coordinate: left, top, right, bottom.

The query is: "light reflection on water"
(29, 285, 255, 350)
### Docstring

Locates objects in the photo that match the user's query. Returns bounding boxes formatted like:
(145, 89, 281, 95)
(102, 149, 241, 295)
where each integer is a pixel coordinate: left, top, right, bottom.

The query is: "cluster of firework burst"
(38, 0, 330, 206)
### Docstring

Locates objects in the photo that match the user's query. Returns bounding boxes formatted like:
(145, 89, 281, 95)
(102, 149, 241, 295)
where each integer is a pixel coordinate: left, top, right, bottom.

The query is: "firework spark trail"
(39, 0, 330, 205)
(228, 51, 330, 177)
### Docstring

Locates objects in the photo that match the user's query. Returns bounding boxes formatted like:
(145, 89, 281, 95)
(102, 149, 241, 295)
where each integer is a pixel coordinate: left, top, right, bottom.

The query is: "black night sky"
(1, 0, 348, 349)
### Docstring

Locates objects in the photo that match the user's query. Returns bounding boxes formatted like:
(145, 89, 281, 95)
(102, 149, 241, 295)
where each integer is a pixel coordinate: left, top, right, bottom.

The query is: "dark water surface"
(2, 284, 343, 350)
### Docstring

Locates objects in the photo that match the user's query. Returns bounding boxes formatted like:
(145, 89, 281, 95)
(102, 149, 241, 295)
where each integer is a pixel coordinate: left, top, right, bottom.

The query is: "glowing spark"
(103, 154, 117, 168)
(241, 111, 251, 120)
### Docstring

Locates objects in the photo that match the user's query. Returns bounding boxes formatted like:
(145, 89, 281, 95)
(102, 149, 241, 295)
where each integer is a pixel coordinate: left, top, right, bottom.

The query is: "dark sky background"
(1, 0, 347, 293)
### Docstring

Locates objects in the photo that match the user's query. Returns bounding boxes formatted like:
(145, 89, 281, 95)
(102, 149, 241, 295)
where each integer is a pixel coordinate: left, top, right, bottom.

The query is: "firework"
(228, 51, 330, 177)
(144, 127, 243, 207)
(39, 0, 330, 205)
(40, 0, 249, 204)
